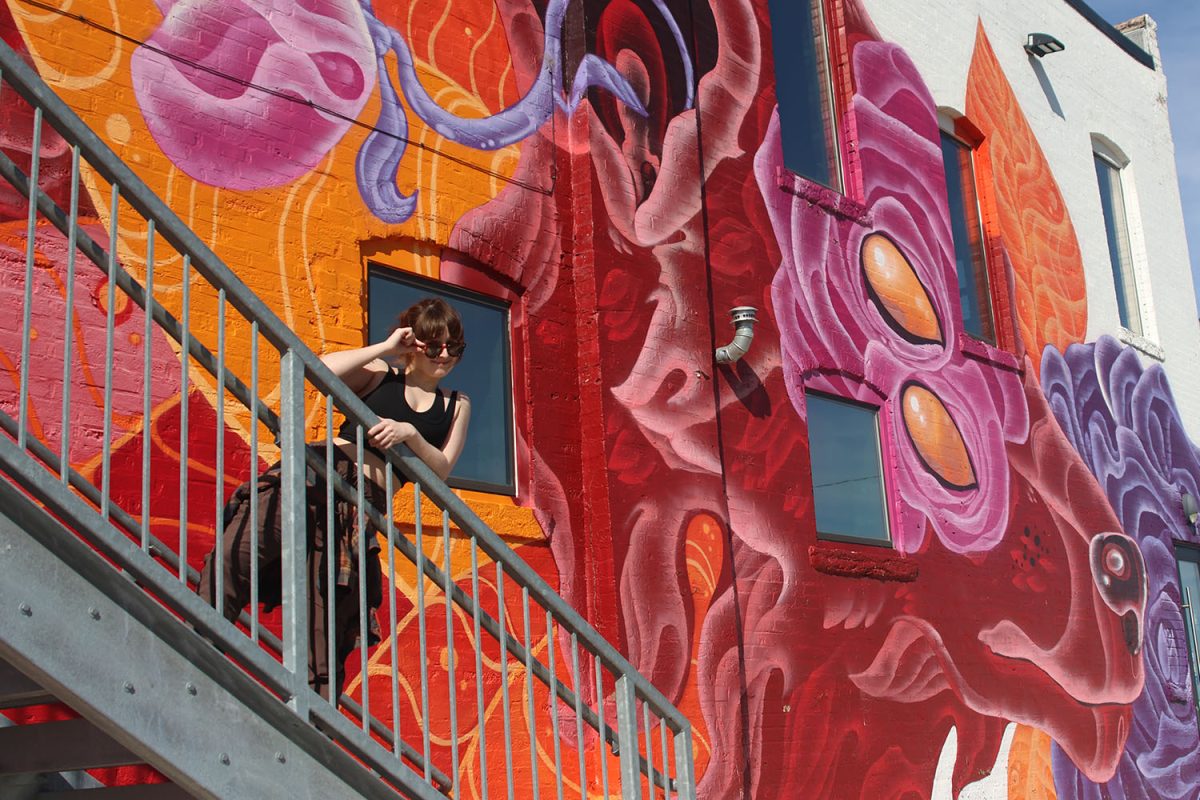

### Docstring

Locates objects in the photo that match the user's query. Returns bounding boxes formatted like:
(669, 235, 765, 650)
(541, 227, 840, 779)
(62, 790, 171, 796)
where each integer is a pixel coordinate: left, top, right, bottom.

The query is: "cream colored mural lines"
(425, 1, 454, 74)
(467, 2, 500, 105)
(11, 0, 122, 88)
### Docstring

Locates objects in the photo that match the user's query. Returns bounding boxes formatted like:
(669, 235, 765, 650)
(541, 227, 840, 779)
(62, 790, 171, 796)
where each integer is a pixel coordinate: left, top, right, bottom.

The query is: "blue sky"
(1085, 0, 1200, 316)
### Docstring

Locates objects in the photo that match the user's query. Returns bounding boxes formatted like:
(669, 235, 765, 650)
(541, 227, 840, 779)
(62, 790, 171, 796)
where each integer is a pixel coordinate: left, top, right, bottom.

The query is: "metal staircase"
(0, 39, 695, 800)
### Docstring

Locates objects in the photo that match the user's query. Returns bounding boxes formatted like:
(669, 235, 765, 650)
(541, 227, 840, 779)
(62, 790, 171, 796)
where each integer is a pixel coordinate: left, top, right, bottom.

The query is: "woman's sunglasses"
(420, 340, 466, 358)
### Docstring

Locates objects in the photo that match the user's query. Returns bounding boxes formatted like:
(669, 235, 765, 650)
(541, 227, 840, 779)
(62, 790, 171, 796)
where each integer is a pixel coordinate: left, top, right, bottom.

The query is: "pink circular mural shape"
(131, 0, 376, 189)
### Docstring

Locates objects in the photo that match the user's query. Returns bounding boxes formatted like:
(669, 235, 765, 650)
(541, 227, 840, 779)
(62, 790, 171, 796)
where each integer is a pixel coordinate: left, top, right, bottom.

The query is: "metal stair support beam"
(0, 437, 445, 800)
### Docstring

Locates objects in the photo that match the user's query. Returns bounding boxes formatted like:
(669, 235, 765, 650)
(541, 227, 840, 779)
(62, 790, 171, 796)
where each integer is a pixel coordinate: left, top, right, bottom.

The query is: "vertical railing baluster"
(521, 588, 541, 800)
(643, 704, 657, 800)
(60, 144, 80, 486)
(443, 510, 459, 800)
(279, 349, 308, 716)
(178, 255, 190, 582)
(570, 634, 587, 798)
(595, 659, 611, 799)
(386, 464, 401, 757)
(139, 218, 153, 550)
(673, 726, 694, 800)
(248, 326, 260, 639)
(546, 612, 564, 800)
(470, 537, 489, 797)
(614, 676, 642, 800)
(356, 428, 369, 732)
(17, 107, 40, 452)
(325, 414, 336, 702)
(100, 184, 119, 521)
(415, 484, 432, 783)
(213, 290, 225, 606)
(496, 562, 515, 800)
(659, 715, 671, 798)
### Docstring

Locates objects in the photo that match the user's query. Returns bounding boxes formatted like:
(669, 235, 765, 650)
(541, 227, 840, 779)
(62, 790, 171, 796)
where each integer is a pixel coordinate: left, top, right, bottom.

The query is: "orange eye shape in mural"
(860, 233, 942, 345)
(900, 382, 976, 490)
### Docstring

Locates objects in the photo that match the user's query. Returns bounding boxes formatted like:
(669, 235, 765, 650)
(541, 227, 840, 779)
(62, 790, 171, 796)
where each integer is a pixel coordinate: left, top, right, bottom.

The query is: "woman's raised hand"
(384, 326, 424, 357)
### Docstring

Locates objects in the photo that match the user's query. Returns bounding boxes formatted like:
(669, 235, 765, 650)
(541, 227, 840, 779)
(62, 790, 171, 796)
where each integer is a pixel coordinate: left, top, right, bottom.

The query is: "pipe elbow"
(715, 306, 758, 364)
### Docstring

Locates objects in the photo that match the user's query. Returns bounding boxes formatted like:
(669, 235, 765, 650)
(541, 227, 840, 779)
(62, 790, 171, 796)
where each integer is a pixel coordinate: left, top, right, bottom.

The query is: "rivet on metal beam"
(219, 753, 231, 765)
(186, 683, 198, 696)
(275, 752, 286, 764)
(89, 607, 101, 620)
(19, 603, 31, 616)
(123, 682, 135, 694)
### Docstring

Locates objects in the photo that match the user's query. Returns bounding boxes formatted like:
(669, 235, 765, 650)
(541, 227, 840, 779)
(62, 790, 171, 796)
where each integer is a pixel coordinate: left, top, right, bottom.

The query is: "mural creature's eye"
(860, 233, 943, 345)
(900, 383, 976, 490)
(1089, 532, 1147, 655)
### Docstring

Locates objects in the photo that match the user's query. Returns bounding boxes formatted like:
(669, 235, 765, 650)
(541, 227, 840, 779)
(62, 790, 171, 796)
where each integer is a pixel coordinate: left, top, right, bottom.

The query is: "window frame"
(767, 0, 854, 195)
(939, 125, 998, 346)
(365, 264, 517, 496)
(1174, 541, 1200, 733)
(805, 389, 894, 548)
(1092, 143, 1146, 339)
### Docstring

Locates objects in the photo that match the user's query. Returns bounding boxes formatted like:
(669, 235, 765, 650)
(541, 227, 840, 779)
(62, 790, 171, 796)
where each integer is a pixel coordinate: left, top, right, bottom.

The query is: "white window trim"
(1092, 134, 1159, 350)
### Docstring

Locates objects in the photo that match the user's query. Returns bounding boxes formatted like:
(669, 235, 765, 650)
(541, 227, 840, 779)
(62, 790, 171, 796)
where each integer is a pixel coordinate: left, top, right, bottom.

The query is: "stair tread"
(0, 718, 141, 775)
(38, 784, 192, 799)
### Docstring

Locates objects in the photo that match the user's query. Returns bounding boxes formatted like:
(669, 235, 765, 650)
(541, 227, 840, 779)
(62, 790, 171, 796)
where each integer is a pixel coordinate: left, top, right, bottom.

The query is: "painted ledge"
(957, 332, 1021, 373)
(808, 544, 919, 582)
(776, 167, 873, 227)
(1117, 327, 1165, 361)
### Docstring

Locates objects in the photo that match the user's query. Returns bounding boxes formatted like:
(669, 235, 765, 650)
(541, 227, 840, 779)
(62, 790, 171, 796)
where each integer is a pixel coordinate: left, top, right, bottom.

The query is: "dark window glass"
(940, 131, 995, 343)
(1175, 545, 1200, 728)
(807, 392, 890, 545)
(767, 0, 841, 189)
(1094, 154, 1141, 335)
(368, 266, 515, 494)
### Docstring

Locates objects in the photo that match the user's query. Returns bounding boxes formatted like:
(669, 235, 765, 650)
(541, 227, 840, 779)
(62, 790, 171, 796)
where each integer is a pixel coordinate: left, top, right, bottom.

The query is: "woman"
(198, 297, 470, 698)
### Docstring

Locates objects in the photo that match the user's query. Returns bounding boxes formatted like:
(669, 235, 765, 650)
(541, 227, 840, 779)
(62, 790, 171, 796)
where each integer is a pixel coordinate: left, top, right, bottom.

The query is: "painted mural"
(2, 0, 1199, 797)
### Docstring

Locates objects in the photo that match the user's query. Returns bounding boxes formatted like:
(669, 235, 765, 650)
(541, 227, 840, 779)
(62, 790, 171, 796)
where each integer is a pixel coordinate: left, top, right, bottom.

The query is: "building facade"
(1, 0, 1198, 797)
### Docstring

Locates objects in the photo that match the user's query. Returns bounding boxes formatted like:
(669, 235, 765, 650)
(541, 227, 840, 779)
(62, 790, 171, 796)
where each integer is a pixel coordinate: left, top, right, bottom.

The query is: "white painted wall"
(863, 0, 1200, 437)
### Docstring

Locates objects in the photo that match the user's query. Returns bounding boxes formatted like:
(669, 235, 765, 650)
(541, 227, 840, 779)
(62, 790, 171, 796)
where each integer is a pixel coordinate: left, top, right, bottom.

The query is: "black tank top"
(340, 368, 459, 455)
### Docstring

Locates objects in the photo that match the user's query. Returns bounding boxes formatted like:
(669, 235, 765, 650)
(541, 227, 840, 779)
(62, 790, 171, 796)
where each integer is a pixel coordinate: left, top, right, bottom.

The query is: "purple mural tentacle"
(355, 49, 417, 223)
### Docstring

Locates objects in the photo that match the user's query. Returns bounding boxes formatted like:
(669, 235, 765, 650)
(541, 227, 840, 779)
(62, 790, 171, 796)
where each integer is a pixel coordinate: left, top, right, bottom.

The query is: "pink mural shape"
(0, 220, 182, 467)
(131, 0, 377, 189)
(760, 40, 1028, 555)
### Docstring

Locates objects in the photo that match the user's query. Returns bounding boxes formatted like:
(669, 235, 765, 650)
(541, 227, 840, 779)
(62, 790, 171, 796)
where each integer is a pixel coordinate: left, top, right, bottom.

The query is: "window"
(1176, 544, 1200, 725)
(368, 266, 515, 494)
(1094, 152, 1141, 336)
(767, 0, 841, 189)
(806, 392, 891, 545)
(940, 130, 996, 343)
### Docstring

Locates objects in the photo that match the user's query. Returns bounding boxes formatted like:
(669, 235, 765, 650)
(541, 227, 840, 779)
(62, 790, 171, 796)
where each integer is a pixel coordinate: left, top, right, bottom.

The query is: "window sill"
(776, 167, 872, 227)
(1117, 327, 1164, 361)
(957, 332, 1021, 373)
(808, 543, 918, 582)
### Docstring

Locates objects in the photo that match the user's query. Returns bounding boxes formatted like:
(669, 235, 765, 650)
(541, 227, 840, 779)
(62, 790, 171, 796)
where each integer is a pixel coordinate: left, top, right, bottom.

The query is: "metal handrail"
(0, 36, 695, 798)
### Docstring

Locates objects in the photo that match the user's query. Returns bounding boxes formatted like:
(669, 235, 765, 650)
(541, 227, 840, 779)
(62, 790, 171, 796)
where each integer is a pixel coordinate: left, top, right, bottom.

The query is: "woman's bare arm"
(367, 394, 471, 481)
(320, 327, 422, 396)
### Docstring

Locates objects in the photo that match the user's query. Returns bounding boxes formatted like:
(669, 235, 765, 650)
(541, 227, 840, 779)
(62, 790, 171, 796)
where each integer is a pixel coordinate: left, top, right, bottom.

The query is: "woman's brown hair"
(397, 297, 464, 348)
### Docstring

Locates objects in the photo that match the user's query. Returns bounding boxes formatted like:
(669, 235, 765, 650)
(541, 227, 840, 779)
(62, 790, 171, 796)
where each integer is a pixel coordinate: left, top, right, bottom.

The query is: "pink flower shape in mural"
(759, 41, 1028, 554)
(131, 0, 376, 189)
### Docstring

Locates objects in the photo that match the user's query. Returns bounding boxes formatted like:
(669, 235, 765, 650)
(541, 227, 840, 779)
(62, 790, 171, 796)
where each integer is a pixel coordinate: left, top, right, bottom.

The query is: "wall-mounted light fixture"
(1183, 492, 1199, 526)
(1025, 33, 1065, 58)
(715, 306, 758, 365)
